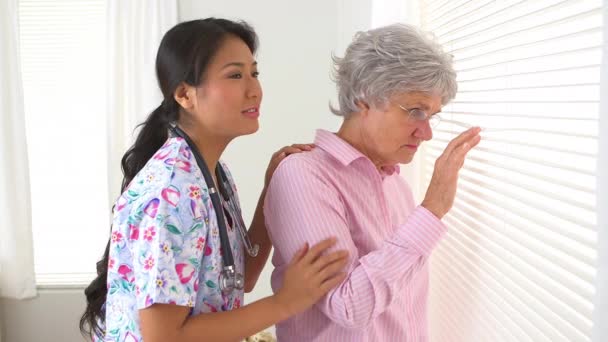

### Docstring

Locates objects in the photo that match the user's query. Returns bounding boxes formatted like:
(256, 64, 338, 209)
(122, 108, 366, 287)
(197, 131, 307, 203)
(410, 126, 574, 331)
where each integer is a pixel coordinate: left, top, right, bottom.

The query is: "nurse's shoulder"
(113, 136, 205, 219)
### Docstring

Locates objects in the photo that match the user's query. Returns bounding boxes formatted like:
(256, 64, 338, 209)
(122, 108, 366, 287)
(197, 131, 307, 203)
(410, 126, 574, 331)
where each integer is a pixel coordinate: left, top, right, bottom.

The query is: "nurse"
(79, 18, 349, 342)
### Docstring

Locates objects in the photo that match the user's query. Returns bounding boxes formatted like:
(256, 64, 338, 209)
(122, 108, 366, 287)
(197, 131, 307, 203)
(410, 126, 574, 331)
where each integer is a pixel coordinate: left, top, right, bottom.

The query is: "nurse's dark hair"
(79, 18, 258, 339)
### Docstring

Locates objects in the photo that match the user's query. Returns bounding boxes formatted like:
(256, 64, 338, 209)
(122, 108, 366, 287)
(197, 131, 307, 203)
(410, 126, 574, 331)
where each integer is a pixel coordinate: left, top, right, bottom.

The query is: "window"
(19, 0, 108, 285)
(419, 1, 602, 341)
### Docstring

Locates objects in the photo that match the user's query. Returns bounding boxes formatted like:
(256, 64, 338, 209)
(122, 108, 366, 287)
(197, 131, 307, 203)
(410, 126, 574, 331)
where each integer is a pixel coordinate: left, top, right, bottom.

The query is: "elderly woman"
(263, 23, 481, 341)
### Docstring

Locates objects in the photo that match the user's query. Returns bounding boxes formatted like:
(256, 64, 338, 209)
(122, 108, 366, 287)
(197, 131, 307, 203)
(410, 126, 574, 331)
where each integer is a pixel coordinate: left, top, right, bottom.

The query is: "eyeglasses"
(398, 105, 441, 128)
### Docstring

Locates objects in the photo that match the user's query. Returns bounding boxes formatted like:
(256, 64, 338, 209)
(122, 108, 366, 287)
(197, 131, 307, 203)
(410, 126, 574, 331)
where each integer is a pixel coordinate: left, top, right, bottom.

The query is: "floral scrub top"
(97, 136, 245, 342)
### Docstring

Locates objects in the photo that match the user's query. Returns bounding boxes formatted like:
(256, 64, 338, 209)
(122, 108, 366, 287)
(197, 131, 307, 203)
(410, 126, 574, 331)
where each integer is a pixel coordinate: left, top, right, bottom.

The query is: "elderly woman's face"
(361, 91, 441, 166)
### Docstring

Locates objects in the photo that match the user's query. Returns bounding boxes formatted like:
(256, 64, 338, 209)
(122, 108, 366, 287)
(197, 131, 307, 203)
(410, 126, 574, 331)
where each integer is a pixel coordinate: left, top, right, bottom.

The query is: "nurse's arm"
(243, 187, 271, 292)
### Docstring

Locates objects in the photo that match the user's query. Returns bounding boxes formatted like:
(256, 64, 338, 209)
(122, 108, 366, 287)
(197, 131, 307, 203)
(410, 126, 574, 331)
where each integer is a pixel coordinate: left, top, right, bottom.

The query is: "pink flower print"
(161, 187, 180, 207)
(129, 224, 139, 240)
(175, 160, 191, 173)
(143, 255, 155, 271)
(194, 278, 199, 292)
(204, 302, 218, 312)
(143, 226, 156, 242)
(175, 263, 195, 284)
(144, 198, 159, 218)
(111, 231, 123, 244)
(116, 196, 128, 212)
(234, 298, 241, 309)
(153, 147, 172, 160)
(118, 264, 133, 282)
(108, 258, 115, 270)
(188, 186, 201, 200)
(204, 245, 212, 256)
(195, 237, 205, 251)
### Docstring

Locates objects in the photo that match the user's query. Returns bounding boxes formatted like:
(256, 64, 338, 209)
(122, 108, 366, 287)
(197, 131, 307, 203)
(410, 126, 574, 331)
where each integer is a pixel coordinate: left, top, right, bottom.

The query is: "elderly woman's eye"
(410, 109, 427, 120)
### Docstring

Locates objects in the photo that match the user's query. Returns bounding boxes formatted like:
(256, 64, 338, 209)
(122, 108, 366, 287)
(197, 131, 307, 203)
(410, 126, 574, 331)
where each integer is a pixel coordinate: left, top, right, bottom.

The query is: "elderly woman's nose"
(415, 120, 433, 141)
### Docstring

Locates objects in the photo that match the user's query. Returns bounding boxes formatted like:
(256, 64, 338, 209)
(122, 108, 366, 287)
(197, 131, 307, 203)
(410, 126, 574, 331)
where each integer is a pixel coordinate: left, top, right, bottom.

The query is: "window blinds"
(419, 1, 602, 341)
(18, 0, 108, 285)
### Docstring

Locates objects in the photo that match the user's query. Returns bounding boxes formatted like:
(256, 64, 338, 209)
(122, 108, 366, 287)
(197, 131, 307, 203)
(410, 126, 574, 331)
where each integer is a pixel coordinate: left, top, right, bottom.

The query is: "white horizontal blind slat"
(18, 0, 108, 281)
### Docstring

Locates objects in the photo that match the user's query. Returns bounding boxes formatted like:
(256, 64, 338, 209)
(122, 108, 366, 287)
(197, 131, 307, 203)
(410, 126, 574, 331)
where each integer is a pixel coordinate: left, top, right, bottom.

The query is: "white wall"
(1, 288, 85, 342)
(0, 1, 372, 341)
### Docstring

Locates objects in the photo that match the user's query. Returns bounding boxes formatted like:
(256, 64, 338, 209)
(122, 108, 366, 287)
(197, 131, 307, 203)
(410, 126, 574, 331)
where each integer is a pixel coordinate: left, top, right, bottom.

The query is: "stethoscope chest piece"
(219, 265, 245, 294)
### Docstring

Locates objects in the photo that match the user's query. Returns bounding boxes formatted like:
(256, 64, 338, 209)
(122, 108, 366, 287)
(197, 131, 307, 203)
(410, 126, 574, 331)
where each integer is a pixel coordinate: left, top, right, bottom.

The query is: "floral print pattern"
(97, 136, 244, 341)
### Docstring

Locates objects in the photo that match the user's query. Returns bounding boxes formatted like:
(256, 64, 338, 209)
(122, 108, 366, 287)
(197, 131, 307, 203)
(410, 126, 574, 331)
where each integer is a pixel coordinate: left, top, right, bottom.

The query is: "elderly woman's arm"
(264, 128, 480, 329)
(265, 156, 445, 329)
(244, 143, 315, 292)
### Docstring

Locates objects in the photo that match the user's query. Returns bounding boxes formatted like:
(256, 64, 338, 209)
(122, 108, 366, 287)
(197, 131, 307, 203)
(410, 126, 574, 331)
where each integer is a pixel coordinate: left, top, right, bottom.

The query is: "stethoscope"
(169, 124, 260, 295)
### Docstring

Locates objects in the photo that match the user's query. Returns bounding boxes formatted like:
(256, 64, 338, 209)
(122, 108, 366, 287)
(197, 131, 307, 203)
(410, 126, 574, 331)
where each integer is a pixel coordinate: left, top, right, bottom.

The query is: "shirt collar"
(314, 129, 400, 176)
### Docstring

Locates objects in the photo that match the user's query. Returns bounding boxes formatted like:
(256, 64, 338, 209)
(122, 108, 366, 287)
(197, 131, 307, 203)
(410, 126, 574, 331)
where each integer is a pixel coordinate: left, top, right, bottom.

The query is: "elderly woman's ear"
(354, 100, 370, 113)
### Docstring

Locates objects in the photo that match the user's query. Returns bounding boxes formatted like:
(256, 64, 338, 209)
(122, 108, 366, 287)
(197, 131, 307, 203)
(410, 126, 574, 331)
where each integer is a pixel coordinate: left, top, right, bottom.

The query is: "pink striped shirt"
(264, 129, 447, 342)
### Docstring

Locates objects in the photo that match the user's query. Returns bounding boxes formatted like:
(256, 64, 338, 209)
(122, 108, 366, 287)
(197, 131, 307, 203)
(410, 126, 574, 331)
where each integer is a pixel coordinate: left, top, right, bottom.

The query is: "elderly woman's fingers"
(423, 129, 481, 219)
(444, 127, 481, 155)
(455, 135, 481, 159)
(449, 135, 481, 169)
(441, 128, 481, 169)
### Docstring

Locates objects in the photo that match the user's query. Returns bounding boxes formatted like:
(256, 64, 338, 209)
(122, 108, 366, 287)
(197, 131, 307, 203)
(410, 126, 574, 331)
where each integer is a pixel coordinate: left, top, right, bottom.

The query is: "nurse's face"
(187, 35, 263, 140)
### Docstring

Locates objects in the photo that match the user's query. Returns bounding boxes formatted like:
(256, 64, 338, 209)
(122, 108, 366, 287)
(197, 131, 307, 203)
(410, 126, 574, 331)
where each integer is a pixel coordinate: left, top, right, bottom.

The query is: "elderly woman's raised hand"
(421, 127, 481, 219)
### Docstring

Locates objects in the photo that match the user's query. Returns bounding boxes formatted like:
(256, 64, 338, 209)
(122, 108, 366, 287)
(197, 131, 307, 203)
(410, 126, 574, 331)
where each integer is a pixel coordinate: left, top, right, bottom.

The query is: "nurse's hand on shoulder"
(422, 127, 482, 219)
(272, 237, 348, 317)
(264, 144, 315, 188)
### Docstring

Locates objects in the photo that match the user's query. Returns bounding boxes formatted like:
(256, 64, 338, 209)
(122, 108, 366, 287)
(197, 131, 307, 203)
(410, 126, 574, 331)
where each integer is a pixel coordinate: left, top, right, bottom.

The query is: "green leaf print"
(108, 284, 119, 295)
(188, 258, 200, 267)
(188, 223, 203, 234)
(205, 280, 216, 288)
(127, 189, 138, 197)
(166, 224, 182, 235)
(121, 279, 130, 291)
